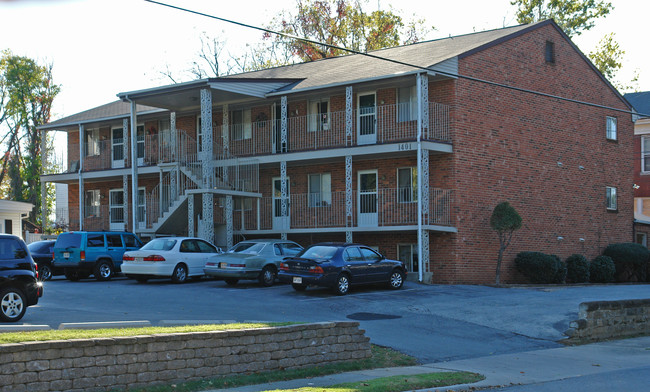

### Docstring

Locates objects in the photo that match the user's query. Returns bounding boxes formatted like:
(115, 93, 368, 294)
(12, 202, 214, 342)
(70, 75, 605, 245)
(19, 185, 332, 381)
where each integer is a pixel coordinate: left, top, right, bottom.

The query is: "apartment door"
(358, 170, 378, 226)
(357, 93, 377, 145)
(111, 128, 125, 168)
(137, 188, 146, 230)
(109, 190, 125, 231)
(136, 125, 145, 166)
(272, 177, 290, 230)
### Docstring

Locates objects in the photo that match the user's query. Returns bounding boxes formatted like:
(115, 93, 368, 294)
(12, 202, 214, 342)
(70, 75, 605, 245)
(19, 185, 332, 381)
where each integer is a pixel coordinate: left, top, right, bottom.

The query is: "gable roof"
(624, 91, 650, 117)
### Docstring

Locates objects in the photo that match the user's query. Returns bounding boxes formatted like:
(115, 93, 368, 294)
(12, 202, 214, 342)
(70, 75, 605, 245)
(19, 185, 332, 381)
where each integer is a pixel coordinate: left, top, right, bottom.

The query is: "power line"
(144, 0, 648, 118)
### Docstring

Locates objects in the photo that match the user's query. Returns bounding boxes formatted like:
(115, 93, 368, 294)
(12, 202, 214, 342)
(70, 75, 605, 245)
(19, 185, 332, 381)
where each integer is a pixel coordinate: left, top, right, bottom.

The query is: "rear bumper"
(278, 271, 329, 287)
(121, 262, 174, 277)
(203, 266, 260, 279)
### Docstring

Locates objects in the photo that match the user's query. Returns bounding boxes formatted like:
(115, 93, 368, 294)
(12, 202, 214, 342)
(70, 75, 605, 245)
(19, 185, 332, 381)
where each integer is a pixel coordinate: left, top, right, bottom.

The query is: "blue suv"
(53, 231, 143, 281)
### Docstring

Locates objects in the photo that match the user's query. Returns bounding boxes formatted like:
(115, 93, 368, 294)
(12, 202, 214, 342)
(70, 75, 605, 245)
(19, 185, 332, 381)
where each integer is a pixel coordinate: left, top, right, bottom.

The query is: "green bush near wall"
(590, 255, 616, 283)
(565, 254, 590, 283)
(515, 251, 566, 284)
(603, 243, 649, 282)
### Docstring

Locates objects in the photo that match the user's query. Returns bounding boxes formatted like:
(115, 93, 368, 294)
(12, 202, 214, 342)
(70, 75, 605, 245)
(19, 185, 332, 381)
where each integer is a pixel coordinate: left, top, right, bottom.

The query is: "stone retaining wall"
(565, 299, 650, 342)
(0, 321, 371, 392)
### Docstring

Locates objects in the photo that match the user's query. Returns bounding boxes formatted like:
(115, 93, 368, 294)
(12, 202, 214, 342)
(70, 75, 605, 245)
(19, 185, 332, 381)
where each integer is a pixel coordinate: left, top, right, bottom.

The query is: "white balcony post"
(256, 198, 261, 230)
(281, 96, 288, 152)
(345, 86, 353, 146)
(79, 124, 85, 230)
(226, 195, 233, 249)
(170, 112, 176, 162)
(345, 155, 353, 242)
(200, 88, 214, 244)
(281, 160, 288, 239)
(223, 104, 229, 157)
(416, 73, 424, 282)
(188, 194, 194, 237)
(130, 101, 139, 232)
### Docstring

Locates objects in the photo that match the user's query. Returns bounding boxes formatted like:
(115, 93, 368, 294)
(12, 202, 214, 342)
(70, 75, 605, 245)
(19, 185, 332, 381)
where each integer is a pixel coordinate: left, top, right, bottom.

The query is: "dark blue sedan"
(278, 242, 407, 295)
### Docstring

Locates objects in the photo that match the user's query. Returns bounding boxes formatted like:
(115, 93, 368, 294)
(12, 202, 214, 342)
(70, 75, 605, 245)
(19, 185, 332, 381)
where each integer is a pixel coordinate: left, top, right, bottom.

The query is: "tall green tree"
(511, 0, 612, 38)
(0, 50, 60, 225)
(490, 201, 523, 285)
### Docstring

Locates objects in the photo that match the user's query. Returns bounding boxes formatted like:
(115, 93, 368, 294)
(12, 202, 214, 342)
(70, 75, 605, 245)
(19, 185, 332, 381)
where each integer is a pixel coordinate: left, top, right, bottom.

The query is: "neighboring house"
(625, 91, 650, 246)
(39, 20, 633, 284)
(0, 200, 34, 240)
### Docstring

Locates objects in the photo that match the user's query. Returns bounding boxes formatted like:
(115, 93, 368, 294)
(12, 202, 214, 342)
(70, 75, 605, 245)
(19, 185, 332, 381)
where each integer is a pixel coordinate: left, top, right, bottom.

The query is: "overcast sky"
(1, 0, 648, 121)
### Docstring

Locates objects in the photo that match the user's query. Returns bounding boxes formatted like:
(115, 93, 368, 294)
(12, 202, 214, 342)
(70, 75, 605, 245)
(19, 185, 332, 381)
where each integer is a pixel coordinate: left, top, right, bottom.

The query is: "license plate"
(293, 277, 302, 284)
(219, 262, 227, 268)
(63, 252, 70, 258)
(136, 257, 143, 262)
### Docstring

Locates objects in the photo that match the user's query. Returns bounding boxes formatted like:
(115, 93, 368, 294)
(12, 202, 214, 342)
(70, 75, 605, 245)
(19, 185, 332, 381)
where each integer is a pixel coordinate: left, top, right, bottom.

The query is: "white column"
(345, 86, 353, 145)
(41, 129, 47, 231)
(188, 194, 194, 237)
(200, 89, 215, 244)
(129, 101, 139, 231)
(79, 124, 85, 230)
(345, 155, 353, 242)
(416, 73, 424, 282)
(222, 104, 229, 157)
(226, 195, 233, 249)
(281, 96, 288, 152)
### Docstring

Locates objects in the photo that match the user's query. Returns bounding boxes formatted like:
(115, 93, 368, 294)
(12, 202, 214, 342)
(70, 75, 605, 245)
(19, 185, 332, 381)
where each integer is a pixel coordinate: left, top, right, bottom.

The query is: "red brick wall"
(434, 23, 634, 284)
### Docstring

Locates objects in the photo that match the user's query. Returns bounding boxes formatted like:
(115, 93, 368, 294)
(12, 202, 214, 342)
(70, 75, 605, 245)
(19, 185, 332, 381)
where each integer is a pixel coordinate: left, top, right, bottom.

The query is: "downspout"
(416, 73, 423, 282)
(124, 96, 139, 233)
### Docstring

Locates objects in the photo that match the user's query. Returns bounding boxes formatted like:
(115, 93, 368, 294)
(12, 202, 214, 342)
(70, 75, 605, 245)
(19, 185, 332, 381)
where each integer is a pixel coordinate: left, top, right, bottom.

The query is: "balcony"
(60, 102, 450, 174)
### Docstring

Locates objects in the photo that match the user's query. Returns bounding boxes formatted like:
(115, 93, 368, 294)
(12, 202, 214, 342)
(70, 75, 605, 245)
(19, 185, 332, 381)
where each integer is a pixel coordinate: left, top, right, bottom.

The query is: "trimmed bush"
(565, 254, 590, 283)
(590, 256, 615, 283)
(603, 243, 649, 282)
(515, 252, 565, 284)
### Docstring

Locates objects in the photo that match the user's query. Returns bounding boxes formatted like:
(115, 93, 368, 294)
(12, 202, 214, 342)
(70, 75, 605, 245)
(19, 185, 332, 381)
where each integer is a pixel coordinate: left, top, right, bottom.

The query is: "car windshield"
(54, 233, 81, 249)
(300, 246, 338, 260)
(140, 239, 177, 251)
(228, 242, 265, 254)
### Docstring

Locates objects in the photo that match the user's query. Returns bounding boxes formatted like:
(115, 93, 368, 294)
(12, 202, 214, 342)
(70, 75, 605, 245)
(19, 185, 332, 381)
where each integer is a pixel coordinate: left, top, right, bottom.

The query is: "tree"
(588, 33, 639, 92)
(511, 0, 612, 38)
(268, 0, 432, 62)
(490, 201, 523, 285)
(0, 50, 60, 225)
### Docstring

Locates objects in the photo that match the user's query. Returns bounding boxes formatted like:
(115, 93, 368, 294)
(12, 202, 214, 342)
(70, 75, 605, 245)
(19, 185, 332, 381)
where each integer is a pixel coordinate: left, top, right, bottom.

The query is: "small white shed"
(0, 200, 34, 240)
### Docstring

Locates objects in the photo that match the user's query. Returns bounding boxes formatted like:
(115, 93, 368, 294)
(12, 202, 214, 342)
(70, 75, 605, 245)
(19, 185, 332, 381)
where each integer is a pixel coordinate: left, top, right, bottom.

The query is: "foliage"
(511, 0, 612, 38)
(565, 254, 590, 283)
(589, 255, 615, 283)
(602, 243, 649, 282)
(0, 50, 60, 225)
(490, 201, 523, 284)
(267, 0, 432, 63)
(515, 251, 566, 284)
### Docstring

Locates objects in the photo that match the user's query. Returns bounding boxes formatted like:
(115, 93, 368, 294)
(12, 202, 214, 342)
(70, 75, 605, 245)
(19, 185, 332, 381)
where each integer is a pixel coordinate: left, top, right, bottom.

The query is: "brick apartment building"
(40, 20, 634, 284)
(626, 91, 650, 245)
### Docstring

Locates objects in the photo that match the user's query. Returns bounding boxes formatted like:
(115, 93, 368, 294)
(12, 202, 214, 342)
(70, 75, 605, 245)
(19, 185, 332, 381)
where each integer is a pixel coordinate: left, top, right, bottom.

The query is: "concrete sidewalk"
(209, 336, 650, 392)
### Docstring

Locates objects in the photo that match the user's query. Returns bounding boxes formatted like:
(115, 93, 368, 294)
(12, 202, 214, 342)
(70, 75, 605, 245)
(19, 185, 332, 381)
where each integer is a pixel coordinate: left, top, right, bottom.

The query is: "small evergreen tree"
(490, 201, 523, 284)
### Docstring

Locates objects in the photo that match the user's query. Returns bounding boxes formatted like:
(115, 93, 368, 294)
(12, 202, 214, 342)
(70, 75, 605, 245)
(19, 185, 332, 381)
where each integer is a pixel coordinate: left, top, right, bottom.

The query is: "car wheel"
(388, 269, 405, 290)
(258, 265, 276, 287)
(333, 274, 350, 296)
(292, 283, 307, 292)
(94, 260, 114, 281)
(64, 268, 81, 282)
(39, 264, 53, 281)
(171, 264, 188, 284)
(224, 278, 239, 286)
(0, 287, 27, 322)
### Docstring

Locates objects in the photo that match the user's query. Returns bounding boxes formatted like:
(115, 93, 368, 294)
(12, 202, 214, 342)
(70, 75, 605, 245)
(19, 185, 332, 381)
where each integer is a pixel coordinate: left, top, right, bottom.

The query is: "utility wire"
(144, 0, 648, 118)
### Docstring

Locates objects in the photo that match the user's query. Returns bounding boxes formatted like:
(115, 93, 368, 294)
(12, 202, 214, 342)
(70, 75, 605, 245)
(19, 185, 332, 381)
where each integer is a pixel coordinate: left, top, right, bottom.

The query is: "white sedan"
(122, 237, 222, 283)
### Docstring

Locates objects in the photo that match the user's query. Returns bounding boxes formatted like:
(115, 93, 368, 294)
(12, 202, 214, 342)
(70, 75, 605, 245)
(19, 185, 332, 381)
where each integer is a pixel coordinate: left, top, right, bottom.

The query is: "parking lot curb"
(159, 320, 238, 326)
(58, 320, 152, 329)
(0, 325, 51, 332)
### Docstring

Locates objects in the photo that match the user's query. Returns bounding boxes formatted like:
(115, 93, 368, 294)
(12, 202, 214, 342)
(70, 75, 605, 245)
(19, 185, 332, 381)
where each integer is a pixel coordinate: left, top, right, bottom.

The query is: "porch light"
(557, 236, 564, 241)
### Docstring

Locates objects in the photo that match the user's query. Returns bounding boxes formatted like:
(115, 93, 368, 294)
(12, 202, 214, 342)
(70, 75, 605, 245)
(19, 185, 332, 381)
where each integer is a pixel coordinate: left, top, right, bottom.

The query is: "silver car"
(204, 239, 303, 286)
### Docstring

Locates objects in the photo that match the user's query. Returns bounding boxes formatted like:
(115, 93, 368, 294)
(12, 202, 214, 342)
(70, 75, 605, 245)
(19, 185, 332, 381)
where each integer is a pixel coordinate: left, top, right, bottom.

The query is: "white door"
(111, 128, 125, 168)
(272, 177, 290, 230)
(358, 170, 378, 227)
(357, 93, 376, 145)
(137, 188, 146, 229)
(109, 190, 125, 231)
(137, 125, 145, 166)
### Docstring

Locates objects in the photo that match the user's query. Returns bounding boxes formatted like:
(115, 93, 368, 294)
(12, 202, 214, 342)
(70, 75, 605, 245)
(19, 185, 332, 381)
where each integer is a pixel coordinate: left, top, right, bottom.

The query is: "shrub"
(590, 256, 615, 283)
(603, 243, 649, 282)
(515, 252, 565, 284)
(565, 254, 590, 283)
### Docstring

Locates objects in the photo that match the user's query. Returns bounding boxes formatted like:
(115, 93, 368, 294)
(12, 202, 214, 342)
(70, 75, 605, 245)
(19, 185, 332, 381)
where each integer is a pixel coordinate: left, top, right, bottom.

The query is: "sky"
(1, 0, 649, 122)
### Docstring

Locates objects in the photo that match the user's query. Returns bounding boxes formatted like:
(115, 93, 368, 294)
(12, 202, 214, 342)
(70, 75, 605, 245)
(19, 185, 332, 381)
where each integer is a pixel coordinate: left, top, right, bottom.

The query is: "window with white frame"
(308, 173, 332, 207)
(606, 186, 617, 210)
(231, 109, 252, 140)
(397, 86, 417, 122)
(86, 129, 100, 156)
(308, 99, 329, 132)
(606, 116, 617, 140)
(84, 189, 100, 217)
(398, 244, 419, 273)
(642, 137, 650, 172)
(636, 232, 648, 247)
(398, 167, 418, 203)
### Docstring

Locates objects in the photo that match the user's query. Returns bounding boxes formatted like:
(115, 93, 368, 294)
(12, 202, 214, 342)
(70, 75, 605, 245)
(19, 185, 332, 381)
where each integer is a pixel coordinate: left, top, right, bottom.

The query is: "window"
(343, 247, 364, 262)
(636, 232, 648, 247)
(308, 99, 329, 132)
(397, 86, 417, 122)
(643, 137, 650, 172)
(545, 41, 555, 64)
(86, 129, 100, 156)
(231, 109, 252, 140)
(106, 234, 123, 247)
(3, 219, 12, 235)
(360, 247, 381, 262)
(196, 240, 218, 253)
(234, 198, 253, 211)
(606, 186, 617, 210)
(308, 173, 332, 207)
(86, 234, 105, 248)
(606, 116, 617, 140)
(85, 190, 100, 217)
(398, 244, 419, 273)
(123, 234, 141, 248)
(280, 242, 303, 256)
(398, 167, 418, 203)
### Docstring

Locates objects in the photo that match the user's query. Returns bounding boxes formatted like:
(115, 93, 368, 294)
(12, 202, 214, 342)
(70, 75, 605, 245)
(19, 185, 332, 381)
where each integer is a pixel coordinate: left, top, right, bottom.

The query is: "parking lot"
(16, 276, 650, 363)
